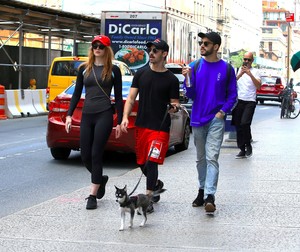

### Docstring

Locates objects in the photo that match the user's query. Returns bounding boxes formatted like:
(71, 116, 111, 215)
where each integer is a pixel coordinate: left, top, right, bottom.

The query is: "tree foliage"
(229, 50, 246, 68)
(229, 50, 257, 68)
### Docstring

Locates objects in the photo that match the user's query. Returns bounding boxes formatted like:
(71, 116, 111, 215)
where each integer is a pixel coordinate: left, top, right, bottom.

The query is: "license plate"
(262, 87, 273, 91)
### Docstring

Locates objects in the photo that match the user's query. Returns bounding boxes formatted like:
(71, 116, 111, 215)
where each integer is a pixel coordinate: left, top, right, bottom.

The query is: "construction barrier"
(5, 89, 48, 119)
(31, 89, 48, 114)
(0, 85, 7, 120)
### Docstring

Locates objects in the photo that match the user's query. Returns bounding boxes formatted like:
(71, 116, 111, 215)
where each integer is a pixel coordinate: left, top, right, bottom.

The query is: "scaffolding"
(0, 0, 101, 89)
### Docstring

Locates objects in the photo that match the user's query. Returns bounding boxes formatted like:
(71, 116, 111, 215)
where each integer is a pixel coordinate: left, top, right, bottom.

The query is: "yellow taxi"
(46, 56, 133, 109)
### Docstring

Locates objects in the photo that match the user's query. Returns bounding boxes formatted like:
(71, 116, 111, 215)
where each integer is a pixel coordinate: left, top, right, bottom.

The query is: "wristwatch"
(219, 110, 225, 116)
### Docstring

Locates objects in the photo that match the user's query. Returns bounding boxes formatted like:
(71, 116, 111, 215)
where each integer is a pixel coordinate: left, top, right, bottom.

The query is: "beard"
(201, 47, 214, 57)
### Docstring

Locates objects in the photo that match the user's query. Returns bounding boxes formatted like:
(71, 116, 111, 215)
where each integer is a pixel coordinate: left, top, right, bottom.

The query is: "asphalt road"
(0, 115, 136, 218)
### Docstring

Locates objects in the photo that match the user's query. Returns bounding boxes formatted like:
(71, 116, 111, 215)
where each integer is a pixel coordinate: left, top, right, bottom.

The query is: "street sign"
(285, 12, 294, 22)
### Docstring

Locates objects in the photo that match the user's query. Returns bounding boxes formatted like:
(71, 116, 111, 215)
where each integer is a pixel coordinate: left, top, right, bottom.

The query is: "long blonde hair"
(81, 46, 114, 81)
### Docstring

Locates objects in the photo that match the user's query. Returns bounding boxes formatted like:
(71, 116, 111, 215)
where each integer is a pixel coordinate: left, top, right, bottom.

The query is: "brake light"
(48, 99, 70, 112)
(46, 87, 50, 99)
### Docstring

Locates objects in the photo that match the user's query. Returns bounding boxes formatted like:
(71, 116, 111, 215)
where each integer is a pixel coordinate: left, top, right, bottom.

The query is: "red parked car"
(46, 76, 191, 160)
(256, 75, 285, 104)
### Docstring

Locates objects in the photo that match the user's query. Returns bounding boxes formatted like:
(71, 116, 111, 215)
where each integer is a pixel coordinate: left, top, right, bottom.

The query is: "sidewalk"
(0, 116, 300, 251)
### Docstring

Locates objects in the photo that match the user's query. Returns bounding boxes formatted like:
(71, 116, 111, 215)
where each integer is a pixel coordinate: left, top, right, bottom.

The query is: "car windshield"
(64, 84, 84, 95)
(64, 79, 133, 99)
(51, 61, 84, 76)
(261, 76, 281, 85)
(167, 67, 182, 74)
(166, 66, 184, 83)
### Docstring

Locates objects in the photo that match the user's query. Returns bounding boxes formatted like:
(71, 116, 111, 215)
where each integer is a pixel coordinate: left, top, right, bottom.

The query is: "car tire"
(174, 121, 191, 152)
(50, 147, 71, 160)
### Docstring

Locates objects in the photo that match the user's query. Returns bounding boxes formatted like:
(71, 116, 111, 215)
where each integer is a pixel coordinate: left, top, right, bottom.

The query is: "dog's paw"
(129, 220, 133, 228)
(119, 227, 124, 231)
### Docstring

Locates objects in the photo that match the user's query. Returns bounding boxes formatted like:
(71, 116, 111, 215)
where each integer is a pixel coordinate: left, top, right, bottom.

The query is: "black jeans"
(231, 99, 256, 151)
(80, 110, 113, 184)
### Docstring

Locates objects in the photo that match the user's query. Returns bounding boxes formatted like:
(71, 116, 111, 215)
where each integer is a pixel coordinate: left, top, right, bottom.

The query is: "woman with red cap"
(65, 35, 123, 209)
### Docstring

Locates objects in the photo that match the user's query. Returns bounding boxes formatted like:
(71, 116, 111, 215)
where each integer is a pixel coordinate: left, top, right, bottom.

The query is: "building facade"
(165, 0, 262, 61)
(14, 0, 263, 61)
(262, 0, 300, 81)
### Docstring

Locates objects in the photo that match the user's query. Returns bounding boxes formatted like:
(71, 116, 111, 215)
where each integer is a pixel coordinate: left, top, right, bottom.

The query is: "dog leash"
(128, 104, 177, 196)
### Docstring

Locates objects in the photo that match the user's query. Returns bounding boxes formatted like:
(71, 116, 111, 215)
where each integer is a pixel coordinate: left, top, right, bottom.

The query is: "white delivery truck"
(101, 11, 202, 72)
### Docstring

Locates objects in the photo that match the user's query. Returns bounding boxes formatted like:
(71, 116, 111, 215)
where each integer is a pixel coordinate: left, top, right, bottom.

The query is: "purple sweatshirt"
(185, 58, 237, 127)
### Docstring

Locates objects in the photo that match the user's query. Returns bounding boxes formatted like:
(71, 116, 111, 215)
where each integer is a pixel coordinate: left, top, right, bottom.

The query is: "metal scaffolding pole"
(287, 22, 291, 82)
(18, 23, 23, 90)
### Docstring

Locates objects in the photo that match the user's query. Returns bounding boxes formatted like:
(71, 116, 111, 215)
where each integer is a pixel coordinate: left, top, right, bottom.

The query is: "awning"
(291, 51, 300, 72)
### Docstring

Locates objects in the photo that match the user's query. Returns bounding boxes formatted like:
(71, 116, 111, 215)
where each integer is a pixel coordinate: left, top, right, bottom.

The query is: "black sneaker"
(192, 189, 204, 207)
(96, 175, 109, 199)
(86, 195, 97, 210)
(246, 145, 252, 158)
(235, 151, 246, 159)
(204, 194, 216, 213)
(152, 180, 164, 203)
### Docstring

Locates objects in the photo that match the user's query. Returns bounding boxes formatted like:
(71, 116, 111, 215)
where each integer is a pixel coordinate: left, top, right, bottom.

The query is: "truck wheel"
(50, 147, 71, 160)
(174, 121, 191, 152)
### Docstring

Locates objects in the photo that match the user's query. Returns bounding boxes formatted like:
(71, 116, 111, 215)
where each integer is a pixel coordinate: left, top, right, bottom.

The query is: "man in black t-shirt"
(121, 39, 179, 213)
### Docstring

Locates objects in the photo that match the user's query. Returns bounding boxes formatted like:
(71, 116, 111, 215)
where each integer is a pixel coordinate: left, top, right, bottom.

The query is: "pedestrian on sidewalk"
(231, 52, 261, 159)
(65, 35, 123, 210)
(182, 32, 237, 213)
(121, 39, 179, 213)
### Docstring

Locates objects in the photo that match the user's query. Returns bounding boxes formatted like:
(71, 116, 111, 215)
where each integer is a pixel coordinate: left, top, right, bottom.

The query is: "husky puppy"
(115, 185, 166, 231)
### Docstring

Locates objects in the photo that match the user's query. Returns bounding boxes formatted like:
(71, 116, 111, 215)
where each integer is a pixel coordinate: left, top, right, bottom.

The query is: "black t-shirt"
(132, 66, 179, 132)
(68, 64, 123, 124)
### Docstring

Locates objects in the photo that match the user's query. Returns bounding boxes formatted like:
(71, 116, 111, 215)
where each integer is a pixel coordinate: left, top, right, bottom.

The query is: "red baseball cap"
(92, 35, 111, 46)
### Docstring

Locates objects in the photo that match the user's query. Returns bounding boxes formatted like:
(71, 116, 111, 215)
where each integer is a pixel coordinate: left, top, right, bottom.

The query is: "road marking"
(0, 147, 47, 160)
(259, 106, 273, 110)
(0, 137, 45, 148)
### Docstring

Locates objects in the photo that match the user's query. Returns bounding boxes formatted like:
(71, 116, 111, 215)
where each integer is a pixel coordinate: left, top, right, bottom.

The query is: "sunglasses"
(198, 41, 213, 47)
(243, 58, 252, 62)
(147, 48, 162, 54)
(92, 44, 106, 50)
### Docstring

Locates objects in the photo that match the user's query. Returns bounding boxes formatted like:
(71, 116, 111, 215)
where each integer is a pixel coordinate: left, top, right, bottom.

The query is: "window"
(52, 61, 83, 76)
(268, 42, 272, 52)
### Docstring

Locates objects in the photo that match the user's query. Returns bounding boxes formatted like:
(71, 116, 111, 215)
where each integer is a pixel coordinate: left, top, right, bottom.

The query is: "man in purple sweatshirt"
(182, 31, 237, 213)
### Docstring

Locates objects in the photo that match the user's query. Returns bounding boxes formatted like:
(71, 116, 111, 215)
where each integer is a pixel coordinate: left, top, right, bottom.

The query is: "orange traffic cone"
(0, 85, 7, 120)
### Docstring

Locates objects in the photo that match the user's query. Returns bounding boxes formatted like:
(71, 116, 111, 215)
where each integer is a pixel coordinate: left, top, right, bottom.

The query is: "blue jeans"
(193, 117, 225, 198)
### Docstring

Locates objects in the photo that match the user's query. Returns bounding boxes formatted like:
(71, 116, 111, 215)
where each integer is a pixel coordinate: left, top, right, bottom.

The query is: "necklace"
(94, 63, 103, 66)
